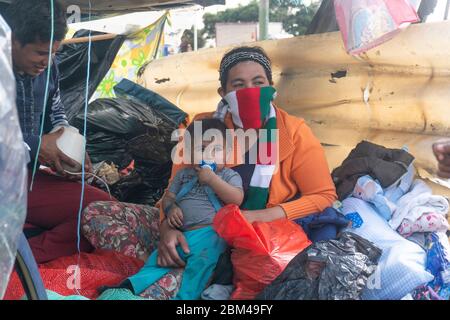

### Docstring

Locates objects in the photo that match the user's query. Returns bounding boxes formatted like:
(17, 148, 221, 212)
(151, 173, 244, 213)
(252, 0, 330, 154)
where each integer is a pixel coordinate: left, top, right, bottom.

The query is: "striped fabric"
(215, 86, 278, 210)
(15, 61, 69, 163)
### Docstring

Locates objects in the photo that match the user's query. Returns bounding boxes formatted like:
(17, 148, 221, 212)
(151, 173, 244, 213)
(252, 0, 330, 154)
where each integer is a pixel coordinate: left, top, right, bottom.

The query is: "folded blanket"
(389, 180, 449, 230)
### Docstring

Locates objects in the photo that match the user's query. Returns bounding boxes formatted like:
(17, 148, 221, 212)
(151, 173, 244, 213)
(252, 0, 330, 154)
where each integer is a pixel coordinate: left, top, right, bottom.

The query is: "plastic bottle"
(52, 126, 85, 172)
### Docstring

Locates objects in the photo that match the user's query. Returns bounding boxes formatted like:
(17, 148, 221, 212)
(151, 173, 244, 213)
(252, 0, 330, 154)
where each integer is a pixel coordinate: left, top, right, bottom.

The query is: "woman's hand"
(241, 206, 287, 223)
(157, 219, 190, 268)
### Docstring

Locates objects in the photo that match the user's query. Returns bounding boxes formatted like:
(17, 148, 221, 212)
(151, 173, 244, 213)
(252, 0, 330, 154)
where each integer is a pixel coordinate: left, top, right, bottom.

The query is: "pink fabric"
(398, 212, 449, 237)
(334, 0, 419, 54)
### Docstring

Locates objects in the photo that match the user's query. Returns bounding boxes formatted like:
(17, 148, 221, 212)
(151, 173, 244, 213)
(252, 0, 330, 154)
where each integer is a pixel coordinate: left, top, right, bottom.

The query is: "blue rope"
(29, 0, 54, 191)
(74, 0, 92, 295)
(77, 0, 92, 253)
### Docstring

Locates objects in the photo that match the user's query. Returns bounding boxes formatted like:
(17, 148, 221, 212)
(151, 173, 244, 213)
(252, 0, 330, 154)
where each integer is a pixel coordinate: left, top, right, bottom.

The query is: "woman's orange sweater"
(160, 106, 337, 221)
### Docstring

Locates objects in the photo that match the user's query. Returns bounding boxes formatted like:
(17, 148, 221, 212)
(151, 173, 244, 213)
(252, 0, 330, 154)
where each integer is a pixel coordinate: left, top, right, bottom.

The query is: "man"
(5, 0, 112, 263)
(433, 140, 450, 179)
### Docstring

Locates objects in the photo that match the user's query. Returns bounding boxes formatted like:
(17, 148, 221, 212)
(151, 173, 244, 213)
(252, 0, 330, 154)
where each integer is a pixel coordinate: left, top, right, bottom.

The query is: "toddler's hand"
(167, 206, 184, 229)
(195, 166, 217, 185)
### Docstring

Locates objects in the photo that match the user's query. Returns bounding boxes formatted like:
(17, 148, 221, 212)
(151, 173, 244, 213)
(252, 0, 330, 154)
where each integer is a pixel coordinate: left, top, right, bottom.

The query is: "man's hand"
(84, 152, 93, 174)
(195, 166, 217, 185)
(167, 205, 184, 229)
(65, 152, 94, 181)
(39, 128, 79, 176)
(433, 140, 450, 178)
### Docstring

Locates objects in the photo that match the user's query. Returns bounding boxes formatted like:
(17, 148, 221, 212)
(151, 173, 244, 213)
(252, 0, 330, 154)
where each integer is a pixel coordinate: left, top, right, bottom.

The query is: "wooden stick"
(62, 33, 119, 45)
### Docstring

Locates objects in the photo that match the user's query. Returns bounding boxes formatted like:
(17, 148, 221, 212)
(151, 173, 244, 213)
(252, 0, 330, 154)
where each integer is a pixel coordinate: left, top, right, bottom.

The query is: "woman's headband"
(219, 51, 272, 86)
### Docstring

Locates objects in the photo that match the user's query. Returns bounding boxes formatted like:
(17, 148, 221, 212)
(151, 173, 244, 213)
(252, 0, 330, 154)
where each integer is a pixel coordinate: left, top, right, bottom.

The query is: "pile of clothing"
(256, 141, 449, 300)
(332, 141, 450, 300)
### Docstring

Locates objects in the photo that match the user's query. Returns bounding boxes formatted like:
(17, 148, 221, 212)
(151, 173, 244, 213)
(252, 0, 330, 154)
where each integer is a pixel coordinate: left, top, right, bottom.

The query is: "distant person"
(179, 29, 193, 53)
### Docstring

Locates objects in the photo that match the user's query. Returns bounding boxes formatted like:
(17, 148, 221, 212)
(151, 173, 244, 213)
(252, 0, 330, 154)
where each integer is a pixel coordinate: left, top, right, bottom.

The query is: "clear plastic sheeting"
(0, 15, 28, 299)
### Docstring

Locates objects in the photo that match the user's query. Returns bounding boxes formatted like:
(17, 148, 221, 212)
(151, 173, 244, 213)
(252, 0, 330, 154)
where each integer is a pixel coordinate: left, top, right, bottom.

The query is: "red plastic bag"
(334, 0, 419, 55)
(213, 205, 311, 300)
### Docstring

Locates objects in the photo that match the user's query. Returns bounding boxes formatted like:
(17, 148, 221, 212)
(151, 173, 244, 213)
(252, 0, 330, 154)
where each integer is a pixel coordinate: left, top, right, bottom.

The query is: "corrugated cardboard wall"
(138, 20, 450, 198)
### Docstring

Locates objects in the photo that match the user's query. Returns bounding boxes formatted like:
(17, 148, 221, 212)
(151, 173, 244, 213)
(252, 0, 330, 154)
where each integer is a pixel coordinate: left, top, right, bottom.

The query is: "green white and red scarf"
(214, 86, 278, 210)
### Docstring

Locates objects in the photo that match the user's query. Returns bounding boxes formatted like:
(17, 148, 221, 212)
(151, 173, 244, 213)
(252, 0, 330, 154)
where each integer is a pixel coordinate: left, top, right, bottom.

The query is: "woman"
(82, 46, 337, 299)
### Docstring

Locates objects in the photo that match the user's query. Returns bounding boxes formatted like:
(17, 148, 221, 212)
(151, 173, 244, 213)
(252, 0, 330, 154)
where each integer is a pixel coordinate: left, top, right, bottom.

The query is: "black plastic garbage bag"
(76, 98, 152, 136)
(56, 29, 126, 122)
(108, 161, 172, 206)
(73, 79, 187, 168)
(114, 79, 188, 127)
(74, 80, 187, 205)
(257, 232, 382, 300)
(86, 131, 131, 169)
(74, 96, 177, 168)
(75, 81, 187, 205)
(127, 134, 173, 164)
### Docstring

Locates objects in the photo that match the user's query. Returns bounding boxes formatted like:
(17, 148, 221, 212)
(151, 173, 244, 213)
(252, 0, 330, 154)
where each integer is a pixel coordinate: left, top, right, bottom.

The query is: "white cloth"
(389, 179, 449, 230)
(342, 197, 434, 300)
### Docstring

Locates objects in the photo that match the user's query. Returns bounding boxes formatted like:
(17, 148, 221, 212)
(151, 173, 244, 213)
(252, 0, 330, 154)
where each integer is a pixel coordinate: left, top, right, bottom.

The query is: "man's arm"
(433, 140, 450, 178)
(48, 63, 69, 129)
(39, 63, 91, 175)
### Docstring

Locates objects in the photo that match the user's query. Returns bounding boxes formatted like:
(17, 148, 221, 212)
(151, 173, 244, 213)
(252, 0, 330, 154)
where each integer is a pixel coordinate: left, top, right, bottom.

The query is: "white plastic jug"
(52, 126, 85, 172)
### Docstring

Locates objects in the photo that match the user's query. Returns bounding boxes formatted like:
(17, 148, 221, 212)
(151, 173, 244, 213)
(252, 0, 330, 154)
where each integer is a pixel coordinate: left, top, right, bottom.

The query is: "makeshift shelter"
(1, 0, 449, 301)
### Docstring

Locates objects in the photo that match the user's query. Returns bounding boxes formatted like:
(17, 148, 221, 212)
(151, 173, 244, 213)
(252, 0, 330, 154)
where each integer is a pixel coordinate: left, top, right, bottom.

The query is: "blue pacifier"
(200, 160, 217, 172)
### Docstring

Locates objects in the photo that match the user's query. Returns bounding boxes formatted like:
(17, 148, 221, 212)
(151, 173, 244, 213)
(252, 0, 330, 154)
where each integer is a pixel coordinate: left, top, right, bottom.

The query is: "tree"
(280, 3, 319, 36)
(201, 0, 320, 40)
(202, 2, 259, 40)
